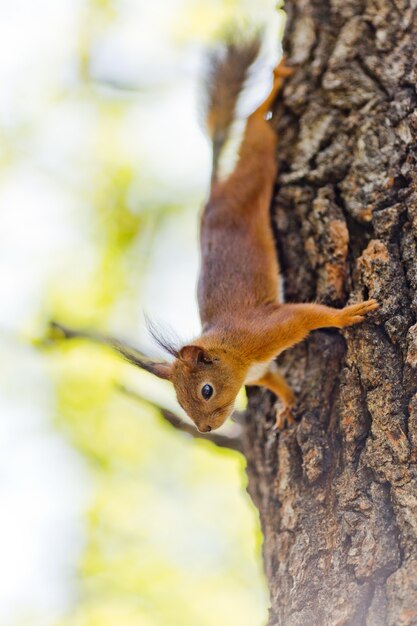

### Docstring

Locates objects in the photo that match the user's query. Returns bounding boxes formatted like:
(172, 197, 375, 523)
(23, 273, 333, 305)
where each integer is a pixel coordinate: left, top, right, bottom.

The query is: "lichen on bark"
(243, 1, 417, 624)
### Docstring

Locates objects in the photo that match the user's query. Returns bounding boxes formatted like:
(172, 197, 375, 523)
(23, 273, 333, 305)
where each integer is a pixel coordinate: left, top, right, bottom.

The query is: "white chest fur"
(244, 361, 271, 385)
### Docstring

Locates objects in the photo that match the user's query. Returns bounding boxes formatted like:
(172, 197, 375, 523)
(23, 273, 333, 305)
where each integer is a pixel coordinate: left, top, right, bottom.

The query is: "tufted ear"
(142, 361, 172, 380)
(179, 344, 211, 366)
(110, 344, 173, 380)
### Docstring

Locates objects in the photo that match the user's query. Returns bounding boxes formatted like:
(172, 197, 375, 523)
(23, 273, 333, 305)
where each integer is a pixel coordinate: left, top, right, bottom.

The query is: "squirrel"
(55, 34, 378, 432)
(136, 34, 378, 432)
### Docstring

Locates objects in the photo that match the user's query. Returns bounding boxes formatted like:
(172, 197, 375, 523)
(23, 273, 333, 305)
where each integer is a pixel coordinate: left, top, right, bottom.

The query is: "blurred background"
(0, 1, 284, 624)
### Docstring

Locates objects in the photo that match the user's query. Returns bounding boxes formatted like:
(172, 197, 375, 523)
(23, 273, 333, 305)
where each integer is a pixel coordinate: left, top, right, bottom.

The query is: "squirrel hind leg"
(252, 57, 294, 119)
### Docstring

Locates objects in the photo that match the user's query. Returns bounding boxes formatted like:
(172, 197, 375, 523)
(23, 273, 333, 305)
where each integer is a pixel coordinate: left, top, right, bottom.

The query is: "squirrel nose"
(200, 425, 211, 433)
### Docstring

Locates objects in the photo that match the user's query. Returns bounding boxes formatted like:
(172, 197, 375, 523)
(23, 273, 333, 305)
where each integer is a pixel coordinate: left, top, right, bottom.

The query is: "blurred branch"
(118, 384, 243, 453)
(48, 320, 152, 357)
(47, 321, 165, 375)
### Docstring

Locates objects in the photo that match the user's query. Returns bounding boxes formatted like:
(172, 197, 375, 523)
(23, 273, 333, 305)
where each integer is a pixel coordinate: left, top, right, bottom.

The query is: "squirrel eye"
(201, 384, 213, 400)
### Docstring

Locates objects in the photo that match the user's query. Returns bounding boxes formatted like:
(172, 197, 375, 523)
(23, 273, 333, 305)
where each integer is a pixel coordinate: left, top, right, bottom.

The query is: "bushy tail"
(203, 32, 262, 180)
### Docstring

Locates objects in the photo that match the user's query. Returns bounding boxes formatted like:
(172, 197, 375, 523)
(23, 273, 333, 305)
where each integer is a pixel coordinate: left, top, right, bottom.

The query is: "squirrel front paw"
(337, 299, 379, 328)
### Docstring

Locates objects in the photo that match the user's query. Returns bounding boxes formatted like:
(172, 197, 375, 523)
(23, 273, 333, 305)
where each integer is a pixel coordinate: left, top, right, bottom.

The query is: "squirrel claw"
(274, 404, 295, 431)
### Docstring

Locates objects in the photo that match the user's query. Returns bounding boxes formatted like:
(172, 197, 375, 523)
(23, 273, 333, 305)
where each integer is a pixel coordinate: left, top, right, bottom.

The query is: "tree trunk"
(243, 2, 417, 624)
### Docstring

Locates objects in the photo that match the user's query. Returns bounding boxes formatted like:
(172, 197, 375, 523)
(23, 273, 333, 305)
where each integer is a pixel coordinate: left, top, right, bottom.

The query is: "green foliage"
(50, 343, 267, 626)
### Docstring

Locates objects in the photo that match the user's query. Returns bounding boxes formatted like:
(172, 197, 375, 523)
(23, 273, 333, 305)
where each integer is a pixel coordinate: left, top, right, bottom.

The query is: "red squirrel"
(136, 36, 378, 432)
(55, 35, 378, 432)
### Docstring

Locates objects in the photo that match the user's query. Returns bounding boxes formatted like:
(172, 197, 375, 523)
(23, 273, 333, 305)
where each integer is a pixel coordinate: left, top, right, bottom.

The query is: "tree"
(242, 1, 417, 624)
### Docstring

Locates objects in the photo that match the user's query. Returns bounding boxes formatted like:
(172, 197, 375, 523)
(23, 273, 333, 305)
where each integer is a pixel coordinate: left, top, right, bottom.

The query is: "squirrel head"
(165, 344, 244, 432)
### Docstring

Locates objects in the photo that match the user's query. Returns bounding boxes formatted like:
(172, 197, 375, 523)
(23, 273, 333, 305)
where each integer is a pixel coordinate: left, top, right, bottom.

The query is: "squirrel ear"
(179, 345, 209, 365)
(145, 362, 172, 380)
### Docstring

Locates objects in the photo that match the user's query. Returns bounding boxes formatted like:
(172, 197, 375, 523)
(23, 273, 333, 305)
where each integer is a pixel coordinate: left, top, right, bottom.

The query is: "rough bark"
(243, 2, 417, 625)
